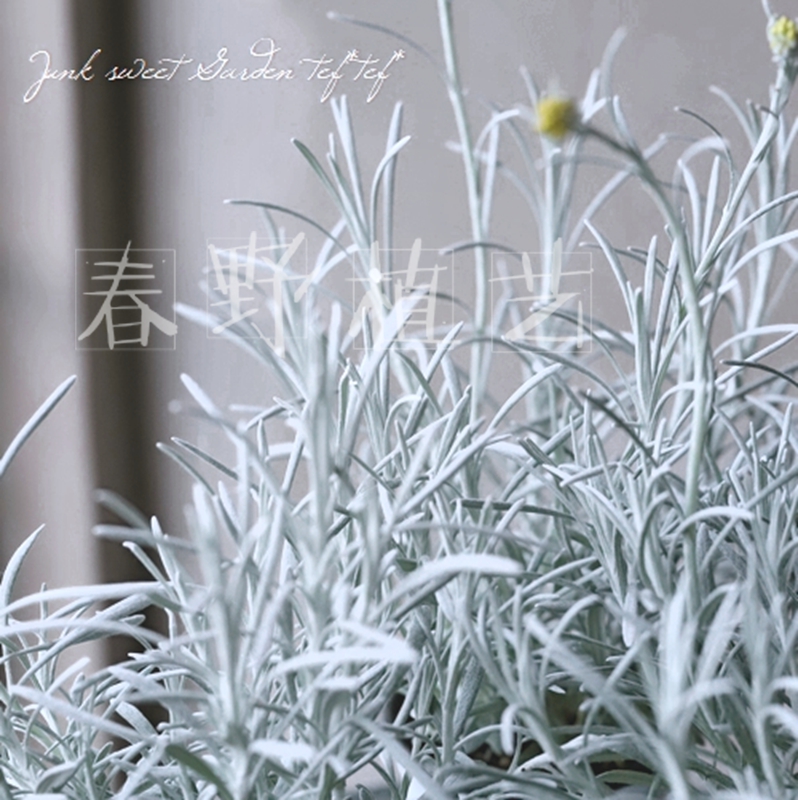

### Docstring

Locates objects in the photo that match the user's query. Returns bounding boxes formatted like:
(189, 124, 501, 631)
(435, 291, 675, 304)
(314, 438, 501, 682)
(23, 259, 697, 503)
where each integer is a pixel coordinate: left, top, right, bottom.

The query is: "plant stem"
(436, 0, 490, 423)
(584, 126, 706, 609)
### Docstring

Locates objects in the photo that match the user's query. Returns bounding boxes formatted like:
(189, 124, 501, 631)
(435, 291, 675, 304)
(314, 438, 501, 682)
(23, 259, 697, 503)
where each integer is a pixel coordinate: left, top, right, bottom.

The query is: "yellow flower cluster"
(768, 15, 798, 57)
(535, 96, 578, 140)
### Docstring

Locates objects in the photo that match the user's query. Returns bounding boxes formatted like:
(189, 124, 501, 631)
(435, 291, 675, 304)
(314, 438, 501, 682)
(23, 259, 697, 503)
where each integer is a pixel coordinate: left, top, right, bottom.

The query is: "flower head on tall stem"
(535, 95, 580, 140)
(767, 14, 798, 58)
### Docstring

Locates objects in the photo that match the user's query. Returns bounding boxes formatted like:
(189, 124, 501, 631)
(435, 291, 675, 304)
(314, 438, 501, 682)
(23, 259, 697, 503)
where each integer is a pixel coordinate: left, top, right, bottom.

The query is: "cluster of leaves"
(4, 2, 798, 799)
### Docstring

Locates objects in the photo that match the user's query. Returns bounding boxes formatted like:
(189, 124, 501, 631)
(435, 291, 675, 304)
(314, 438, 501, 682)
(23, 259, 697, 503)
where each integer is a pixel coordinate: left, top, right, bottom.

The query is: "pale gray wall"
(0, 2, 96, 591)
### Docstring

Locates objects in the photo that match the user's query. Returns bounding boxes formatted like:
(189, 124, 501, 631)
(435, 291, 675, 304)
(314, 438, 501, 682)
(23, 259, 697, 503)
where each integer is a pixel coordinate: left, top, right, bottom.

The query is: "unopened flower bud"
(768, 15, 798, 57)
(536, 96, 579, 140)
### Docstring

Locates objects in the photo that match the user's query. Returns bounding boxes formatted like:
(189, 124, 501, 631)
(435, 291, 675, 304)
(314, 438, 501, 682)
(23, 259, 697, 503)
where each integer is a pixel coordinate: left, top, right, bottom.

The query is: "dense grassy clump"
(4, 2, 798, 798)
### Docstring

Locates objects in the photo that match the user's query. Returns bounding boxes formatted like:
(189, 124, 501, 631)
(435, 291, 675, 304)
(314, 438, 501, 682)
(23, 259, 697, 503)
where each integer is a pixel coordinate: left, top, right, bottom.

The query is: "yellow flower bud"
(768, 15, 798, 57)
(536, 96, 578, 140)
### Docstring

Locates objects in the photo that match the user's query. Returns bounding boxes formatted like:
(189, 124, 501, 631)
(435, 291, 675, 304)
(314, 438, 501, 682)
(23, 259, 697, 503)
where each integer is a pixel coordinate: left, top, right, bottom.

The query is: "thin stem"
(585, 127, 707, 512)
(583, 125, 707, 612)
(436, 0, 490, 422)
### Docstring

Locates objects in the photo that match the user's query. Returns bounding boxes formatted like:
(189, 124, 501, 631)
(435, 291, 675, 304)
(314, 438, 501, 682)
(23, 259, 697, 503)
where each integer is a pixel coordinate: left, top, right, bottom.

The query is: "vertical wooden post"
(71, 1, 164, 669)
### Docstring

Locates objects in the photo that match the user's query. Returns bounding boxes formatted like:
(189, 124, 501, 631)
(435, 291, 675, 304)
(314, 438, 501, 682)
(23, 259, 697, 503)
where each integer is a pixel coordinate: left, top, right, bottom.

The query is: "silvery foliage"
(4, 3, 798, 799)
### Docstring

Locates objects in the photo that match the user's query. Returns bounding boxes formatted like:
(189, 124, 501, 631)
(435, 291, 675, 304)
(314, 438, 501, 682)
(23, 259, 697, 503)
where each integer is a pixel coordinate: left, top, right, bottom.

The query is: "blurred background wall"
(0, 0, 782, 645)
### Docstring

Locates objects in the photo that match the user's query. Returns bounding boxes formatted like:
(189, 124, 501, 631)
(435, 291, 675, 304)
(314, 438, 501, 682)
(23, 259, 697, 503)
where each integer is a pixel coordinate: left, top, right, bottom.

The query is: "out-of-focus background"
(0, 1, 782, 621)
